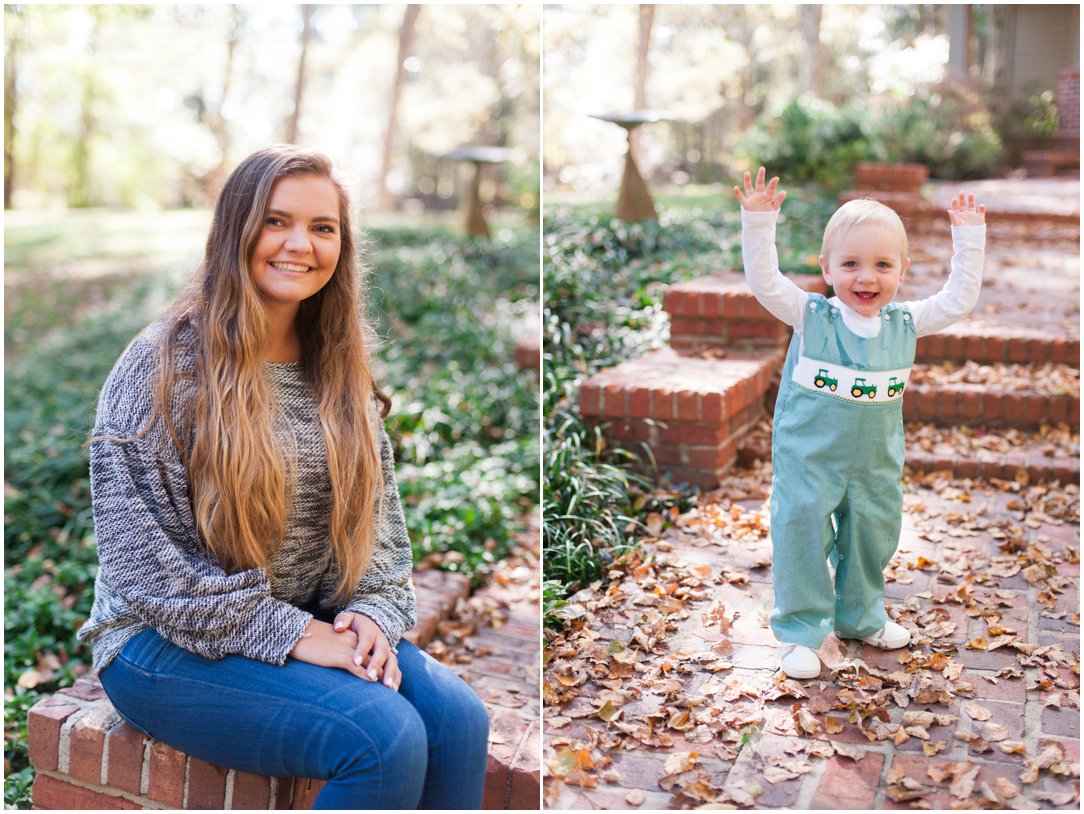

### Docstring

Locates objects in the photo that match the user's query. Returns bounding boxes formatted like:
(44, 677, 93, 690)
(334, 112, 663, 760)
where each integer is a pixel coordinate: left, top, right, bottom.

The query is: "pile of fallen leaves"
(543, 465, 1080, 809)
(909, 361, 1079, 397)
(907, 420, 1079, 461)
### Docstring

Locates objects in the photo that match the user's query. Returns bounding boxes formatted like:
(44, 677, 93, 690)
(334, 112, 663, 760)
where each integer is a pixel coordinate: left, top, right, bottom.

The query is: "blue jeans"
(99, 628, 489, 810)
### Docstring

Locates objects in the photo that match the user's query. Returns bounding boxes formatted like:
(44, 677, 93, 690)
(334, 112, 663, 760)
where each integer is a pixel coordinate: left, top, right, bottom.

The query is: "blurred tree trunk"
(70, 6, 104, 207)
(285, 4, 315, 144)
(376, 4, 421, 212)
(799, 5, 822, 97)
(205, 6, 243, 201)
(4, 7, 22, 208)
(633, 4, 655, 158)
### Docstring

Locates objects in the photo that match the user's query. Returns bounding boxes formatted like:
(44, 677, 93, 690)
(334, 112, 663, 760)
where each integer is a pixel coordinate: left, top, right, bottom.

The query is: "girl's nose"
(284, 225, 312, 252)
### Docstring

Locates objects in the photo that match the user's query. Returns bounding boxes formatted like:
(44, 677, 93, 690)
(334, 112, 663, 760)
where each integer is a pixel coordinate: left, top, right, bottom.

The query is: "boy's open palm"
(734, 166, 786, 211)
(948, 191, 986, 226)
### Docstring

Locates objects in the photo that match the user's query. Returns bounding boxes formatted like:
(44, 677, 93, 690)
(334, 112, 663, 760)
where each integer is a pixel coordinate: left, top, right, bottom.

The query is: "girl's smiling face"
(820, 224, 909, 317)
(251, 174, 342, 316)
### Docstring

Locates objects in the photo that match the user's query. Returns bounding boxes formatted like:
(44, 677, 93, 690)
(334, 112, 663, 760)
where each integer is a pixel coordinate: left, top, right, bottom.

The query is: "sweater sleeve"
(337, 424, 417, 650)
(740, 208, 811, 331)
(89, 431, 314, 664)
(84, 333, 313, 664)
(903, 224, 986, 338)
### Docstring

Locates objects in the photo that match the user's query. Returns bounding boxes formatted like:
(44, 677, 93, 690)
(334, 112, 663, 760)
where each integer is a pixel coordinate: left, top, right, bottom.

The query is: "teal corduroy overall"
(769, 294, 917, 648)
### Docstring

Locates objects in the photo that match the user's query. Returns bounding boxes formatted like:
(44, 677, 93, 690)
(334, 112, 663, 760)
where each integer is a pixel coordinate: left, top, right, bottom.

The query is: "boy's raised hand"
(948, 191, 986, 226)
(734, 166, 786, 211)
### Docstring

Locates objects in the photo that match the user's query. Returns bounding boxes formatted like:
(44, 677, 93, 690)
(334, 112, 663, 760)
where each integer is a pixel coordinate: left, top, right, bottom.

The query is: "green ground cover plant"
(4, 214, 538, 808)
(542, 189, 835, 632)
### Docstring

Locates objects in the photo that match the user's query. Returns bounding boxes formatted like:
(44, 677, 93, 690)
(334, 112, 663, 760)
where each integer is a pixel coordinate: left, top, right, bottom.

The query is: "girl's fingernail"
(354, 655, 363, 666)
(368, 669, 379, 680)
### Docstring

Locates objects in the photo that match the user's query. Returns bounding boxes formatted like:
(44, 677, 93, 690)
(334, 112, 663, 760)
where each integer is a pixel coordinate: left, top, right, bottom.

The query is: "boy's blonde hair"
(820, 199, 908, 261)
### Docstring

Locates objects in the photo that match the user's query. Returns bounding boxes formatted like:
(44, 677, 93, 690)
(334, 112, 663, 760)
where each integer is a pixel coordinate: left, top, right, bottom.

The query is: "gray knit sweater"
(78, 326, 416, 673)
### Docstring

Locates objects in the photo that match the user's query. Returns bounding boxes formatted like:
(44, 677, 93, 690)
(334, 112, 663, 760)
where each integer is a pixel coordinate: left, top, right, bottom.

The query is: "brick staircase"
(27, 545, 541, 810)
(578, 181, 1080, 489)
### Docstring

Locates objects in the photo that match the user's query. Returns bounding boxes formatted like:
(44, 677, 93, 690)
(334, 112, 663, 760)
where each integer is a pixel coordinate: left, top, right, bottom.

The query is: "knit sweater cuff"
(343, 598, 412, 651)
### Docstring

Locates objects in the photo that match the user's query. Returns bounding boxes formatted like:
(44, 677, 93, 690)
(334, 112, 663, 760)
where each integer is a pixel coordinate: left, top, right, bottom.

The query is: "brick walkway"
(547, 178, 1080, 809)
(543, 466, 1079, 809)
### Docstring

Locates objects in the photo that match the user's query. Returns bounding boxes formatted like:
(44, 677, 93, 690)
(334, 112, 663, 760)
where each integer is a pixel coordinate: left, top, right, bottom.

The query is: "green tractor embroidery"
(851, 377, 877, 399)
(813, 368, 838, 392)
(887, 376, 906, 397)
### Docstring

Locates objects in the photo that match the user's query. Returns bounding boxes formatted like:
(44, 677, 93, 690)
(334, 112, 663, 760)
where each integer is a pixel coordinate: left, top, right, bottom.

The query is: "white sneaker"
(860, 620, 911, 649)
(779, 643, 821, 679)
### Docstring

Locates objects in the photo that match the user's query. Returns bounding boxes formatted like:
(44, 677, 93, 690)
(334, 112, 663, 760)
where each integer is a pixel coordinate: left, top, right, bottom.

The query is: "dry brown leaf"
(980, 722, 1009, 742)
(626, 789, 646, 807)
(832, 742, 866, 761)
(761, 765, 799, 784)
(949, 763, 981, 799)
(663, 751, 699, 776)
(964, 701, 993, 721)
(923, 740, 947, 757)
(992, 776, 1021, 800)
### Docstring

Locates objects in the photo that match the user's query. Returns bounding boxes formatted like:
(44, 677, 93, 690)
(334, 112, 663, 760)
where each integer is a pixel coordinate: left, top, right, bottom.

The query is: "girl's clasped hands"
(290, 612, 401, 690)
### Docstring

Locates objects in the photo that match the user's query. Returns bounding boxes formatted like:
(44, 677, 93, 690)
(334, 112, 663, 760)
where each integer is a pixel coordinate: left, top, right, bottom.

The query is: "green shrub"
(741, 83, 1006, 184)
(740, 97, 883, 190)
(878, 85, 1003, 179)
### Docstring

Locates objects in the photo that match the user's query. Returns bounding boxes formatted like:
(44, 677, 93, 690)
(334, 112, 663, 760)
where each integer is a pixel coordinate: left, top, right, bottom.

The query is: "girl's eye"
(266, 216, 286, 227)
(315, 225, 336, 234)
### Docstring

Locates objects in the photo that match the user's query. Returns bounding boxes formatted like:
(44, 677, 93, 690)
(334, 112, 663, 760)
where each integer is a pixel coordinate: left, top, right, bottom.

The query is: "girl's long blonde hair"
(152, 145, 388, 604)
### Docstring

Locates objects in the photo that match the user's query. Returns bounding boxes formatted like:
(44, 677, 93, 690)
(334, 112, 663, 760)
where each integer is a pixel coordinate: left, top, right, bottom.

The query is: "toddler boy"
(733, 167, 986, 679)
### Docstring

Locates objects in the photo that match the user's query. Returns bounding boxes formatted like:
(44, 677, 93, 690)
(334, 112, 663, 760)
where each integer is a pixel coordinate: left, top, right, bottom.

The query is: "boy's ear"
(819, 255, 831, 284)
(900, 256, 910, 282)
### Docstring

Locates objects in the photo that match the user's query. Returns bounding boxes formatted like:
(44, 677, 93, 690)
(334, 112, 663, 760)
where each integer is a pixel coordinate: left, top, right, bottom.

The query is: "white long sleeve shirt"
(740, 209, 986, 339)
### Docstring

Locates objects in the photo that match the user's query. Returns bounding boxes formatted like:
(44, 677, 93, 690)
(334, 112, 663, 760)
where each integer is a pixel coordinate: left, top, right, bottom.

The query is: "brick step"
(737, 420, 1080, 486)
(27, 566, 531, 810)
(663, 272, 827, 351)
(916, 327, 1080, 368)
(904, 362, 1080, 428)
(664, 277, 1079, 369)
(579, 347, 782, 488)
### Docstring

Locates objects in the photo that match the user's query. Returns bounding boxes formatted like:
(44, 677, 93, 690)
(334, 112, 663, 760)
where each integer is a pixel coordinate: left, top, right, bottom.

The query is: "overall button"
(831, 308, 839, 316)
(809, 302, 817, 311)
(884, 313, 891, 321)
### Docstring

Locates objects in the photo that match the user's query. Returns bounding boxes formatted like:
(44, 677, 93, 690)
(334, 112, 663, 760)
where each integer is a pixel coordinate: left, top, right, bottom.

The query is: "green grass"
(4, 209, 538, 808)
